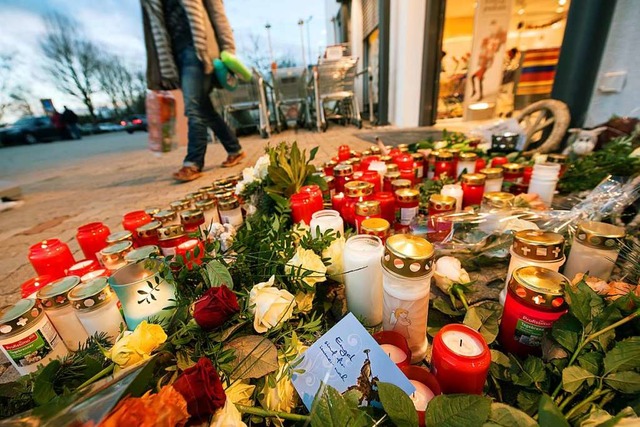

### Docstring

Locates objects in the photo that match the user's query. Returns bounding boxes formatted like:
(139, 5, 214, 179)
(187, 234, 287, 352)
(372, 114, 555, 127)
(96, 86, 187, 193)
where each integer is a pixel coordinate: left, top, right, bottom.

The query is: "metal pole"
(306, 16, 313, 65)
(377, 0, 391, 125)
(298, 19, 307, 69)
(265, 23, 275, 67)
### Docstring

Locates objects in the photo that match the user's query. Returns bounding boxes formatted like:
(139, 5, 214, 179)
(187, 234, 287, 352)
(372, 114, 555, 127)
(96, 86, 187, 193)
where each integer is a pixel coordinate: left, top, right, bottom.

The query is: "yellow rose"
(211, 399, 247, 427)
(107, 321, 167, 369)
(259, 361, 297, 419)
(294, 291, 315, 314)
(107, 332, 144, 368)
(285, 247, 327, 288)
(249, 276, 296, 333)
(128, 321, 168, 354)
(225, 379, 256, 406)
(322, 237, 345, 283)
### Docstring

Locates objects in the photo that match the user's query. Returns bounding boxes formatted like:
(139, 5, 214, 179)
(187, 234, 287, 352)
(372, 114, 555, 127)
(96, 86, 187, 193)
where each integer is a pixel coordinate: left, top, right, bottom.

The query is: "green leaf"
(490, 349, 512, 381)
(487, 402, 537, 427)
(537, 394, 569, 427)
(223, 335, 278, 380)
(425, 394, 491, 427)
(203, 260, 234, 289)
(33, 360, 61, 405)
(433, 298, 465, 317)
(561, 366, 595, 393)
(378, 382, 419, 427)
(604, 371, 640, 394)
(579, 407, 639, 427)
(342, 389, 363, 408)
(309, 146, 319, 161)
(516, 390, 540, 415)
(564, 281, 604, 327)
(463, 301, 503, 344)
(603, 337, 640, 374)
(511, 356, 546, 387)
(577, 351, 603, 375)
(310, 384, 369, 427)
(551, 314, 582, 352)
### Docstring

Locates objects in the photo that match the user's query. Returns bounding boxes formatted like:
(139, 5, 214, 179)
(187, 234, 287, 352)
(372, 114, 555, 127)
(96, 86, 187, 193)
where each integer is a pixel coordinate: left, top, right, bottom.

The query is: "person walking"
(141, 0, 245, 182)
(61, 106, 81, 140)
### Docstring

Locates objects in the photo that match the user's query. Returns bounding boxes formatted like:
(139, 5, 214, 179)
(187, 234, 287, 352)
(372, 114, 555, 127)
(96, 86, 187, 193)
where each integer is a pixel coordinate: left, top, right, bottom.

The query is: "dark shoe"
(172, 166, 202, 182)
(221, 151, 246, 168)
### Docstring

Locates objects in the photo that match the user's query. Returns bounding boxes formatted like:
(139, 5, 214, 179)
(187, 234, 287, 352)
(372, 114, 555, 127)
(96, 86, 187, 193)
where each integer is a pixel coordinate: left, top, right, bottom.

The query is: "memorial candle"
(434, 151, 455, 179)
(343, 235, 384, 326)
(20, 275, 53, 299)
(28, 239, 75, 279)
(76, 222, 111, 262)
(122, 211, 152, 247)
(67, 259, 100, 278)
(373, 192, 396, 225)
(461, 173, 486, 208)
(299, 185, 324, 213)
(440, 184, 463, 213)
(310, 210, 344, 238)
(400, 365, 442, 427)
(373, 330, 411, 368)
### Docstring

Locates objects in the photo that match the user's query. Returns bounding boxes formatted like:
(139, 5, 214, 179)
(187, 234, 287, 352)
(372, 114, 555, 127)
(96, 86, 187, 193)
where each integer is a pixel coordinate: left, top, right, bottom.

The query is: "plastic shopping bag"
(146, 91, 177, 153)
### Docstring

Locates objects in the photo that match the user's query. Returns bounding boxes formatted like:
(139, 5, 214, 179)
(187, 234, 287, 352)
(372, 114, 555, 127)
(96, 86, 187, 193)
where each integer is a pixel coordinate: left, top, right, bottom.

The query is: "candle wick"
(460, 339, 462, 347)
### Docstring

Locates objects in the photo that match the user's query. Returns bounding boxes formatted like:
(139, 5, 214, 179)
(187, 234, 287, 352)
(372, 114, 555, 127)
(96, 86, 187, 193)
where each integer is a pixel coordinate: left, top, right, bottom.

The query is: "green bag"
(220, 51, 252, 82)
(213, 58, 238, 91)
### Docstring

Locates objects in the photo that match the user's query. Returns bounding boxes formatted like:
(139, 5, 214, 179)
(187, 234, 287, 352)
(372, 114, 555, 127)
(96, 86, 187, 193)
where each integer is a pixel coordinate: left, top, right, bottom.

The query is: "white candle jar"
(125, 245, 160, 264)
(382, 234, 435, 363)
(456, 152, 477, 177)
(195, 199, 220, 229)
(441, 184, 463, 213)
(0, 299, 68, 376)
(218, 197, 244, 227)
(37, 276, 90, 351)
(479, 168, 504, 193)
(481, 191, 514, 212)
(343, 235, 384, 327)
(563, 221, 625, 281)
(68, 277, 126, 343)
(499, 230, 565, 305)
(100, 241, 133, 272)
(310, 210, 344, 238)
(527, 163, 560, 207)
(153, 209, 179, 226)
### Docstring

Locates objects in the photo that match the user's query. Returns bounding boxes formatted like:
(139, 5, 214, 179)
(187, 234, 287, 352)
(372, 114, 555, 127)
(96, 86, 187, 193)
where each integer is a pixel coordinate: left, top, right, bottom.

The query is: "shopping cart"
(311, 56, 362, 132)
(210, 69, 272, 138)
(271, 67, 312, 131)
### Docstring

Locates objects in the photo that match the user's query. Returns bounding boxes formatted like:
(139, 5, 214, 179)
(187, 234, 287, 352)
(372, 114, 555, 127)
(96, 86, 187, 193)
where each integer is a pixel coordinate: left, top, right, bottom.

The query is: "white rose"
(249, 276, 296, 333)
(223, 223, 237, 236)
(211, 399, 247, 427)
(285, 247, 327, 288)
(294, 291, 315, 314)
(225, 380, 256, 406)
(434, 140, 448, 150)
(254, 154, 271, 180)
(242, 166, 257, 184)
(235, 181, 246, 195)
(323, 237, 345, 283)
(433, 256, 471, 293)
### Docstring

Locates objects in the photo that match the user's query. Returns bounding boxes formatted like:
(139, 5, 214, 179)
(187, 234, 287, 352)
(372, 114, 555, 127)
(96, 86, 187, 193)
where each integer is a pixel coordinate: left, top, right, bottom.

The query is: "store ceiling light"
(518, 8, 525, 15)
(558, 0, 567, 5)
(556, 6, 564, 13)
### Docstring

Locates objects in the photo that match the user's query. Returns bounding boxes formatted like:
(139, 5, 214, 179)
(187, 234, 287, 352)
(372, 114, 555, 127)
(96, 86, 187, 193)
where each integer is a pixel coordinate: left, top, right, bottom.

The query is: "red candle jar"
(299, 185, 324, 213)
(509, 182, 529, 195)
(360, 170, 382, 193)
(373, 192, 396, 225)
(393, 153, 414, 172)
(434, 151, 455, 180)
(348, 157, 362, 172)
(448, 148, 461, 172)
(412, 152, 425, 180)
(20, 275, 54, 299)
(360, 155, 380, 172)
(136, 221, 162, 246)
(394, 188, 420, 228)
(391, 179, 412, 193)
(80, 268, 110, 283)
(522, 165, 534, 185)
(331, 192, 345, 213)
(491, 156, 509, 168)
(461, 173, 486, 207)
(428, 194, 456, 217)
(180, 210, 205, 233)
(355, 200, 381, 233)
(475, 156, 487, 172)
(290, 193, 314, 225)
(399, 168, 416, 186)
(547, 154, 568, 178)
(338, 144, 351, 162)
(76, 222, 111, 262)
(502, 163, 524, 183)
(400, 365, 442, 427)
(67, 259, 100, 278)
(323, 176, 335, 202)
(28, 239, 75, 279)
(175, 238, 205, 269)
(499, 266, 569, 357)
(323, 160, 337, 177)
(342, 181, 374, 226)
(431, 324, 491, 395)
(373, 330, 411, 368)
(383, 171, 401, 192)
(157, 224, 188, 256)
(360, 218, 390, 242)
(122, 211, 152, 247)
(380, 155, 393, 164)
(333, 164, 354, 194)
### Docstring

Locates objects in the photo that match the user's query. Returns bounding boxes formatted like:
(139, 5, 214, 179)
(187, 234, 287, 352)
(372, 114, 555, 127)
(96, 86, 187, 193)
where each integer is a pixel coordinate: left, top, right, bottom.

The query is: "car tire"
(24, 133, 37, 145)
(126, 130, 134, 134)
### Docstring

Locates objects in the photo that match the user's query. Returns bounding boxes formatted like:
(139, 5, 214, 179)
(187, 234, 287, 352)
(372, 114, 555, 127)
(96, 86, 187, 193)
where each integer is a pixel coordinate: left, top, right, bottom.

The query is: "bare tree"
(241, 33, 299, 74)
(96, 53, 124, 116)
(0, 53, 34, 122)
(39, 13, 100, 122)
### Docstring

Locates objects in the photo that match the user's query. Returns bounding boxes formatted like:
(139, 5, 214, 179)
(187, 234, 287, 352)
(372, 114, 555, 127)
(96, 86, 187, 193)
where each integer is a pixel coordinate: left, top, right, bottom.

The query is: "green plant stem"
(558, 391, 579, 411)
(236, 404, 311, 422)
(490, 375, 503, 402)
(551, 310, 639, 400)
(77, 364, 115, 390)
(454, 287, 470, 310)
(565, 388, 609, 421)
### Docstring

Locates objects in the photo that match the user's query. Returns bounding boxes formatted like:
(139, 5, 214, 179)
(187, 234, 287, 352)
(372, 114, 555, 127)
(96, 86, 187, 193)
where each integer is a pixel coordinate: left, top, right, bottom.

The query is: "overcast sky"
(0, 0, 327, 120)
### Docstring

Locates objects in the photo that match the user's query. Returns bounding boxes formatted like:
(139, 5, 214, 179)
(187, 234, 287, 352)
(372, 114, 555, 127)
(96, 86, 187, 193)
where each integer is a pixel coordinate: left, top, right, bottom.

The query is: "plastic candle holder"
(28, 239, 76, 280)
(310, 210, 344, 238)
(343, 235, 384, 327)
(20, 275, 54, 299)
(67, 259, 100, 278)
(76, 222, 111, 262)
(373, 330, 411, 368)
(122, 211, 152, 247)
(400, 365, 442, 427)
(175, 239, 205, 269)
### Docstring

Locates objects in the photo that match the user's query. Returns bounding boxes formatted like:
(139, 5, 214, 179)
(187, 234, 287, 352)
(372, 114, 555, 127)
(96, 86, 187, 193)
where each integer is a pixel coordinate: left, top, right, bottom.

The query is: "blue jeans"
(176, 46, 241, 170)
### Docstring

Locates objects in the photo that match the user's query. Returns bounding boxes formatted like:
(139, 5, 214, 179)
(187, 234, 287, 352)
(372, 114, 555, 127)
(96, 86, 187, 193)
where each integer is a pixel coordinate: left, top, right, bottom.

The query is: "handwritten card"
(292, 313, 416, 410)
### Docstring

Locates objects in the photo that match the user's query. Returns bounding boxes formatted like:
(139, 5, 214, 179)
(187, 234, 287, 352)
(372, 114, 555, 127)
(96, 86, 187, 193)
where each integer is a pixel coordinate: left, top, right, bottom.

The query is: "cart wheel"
(356, 120, 363, 129)
(276, 124, 283, 133)
(321, 123, 328, 132)
(260, 129, 269, 139)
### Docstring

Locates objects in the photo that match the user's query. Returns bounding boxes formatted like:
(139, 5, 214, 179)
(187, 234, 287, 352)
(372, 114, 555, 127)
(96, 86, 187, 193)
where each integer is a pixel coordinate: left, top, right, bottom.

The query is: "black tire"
(260, 129, 269, 139)
(24, 133, 37, 145)
(126, 129, 134, 134)
(321, 123, 328, 132)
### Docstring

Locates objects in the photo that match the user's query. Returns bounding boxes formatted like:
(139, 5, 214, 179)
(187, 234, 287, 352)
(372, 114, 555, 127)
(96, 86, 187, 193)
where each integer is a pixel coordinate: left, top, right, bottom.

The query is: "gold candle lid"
(195, 199, 216, 211)
(509, 266, 568, 309)
(513, 230, 565, 261)
(386, 163, 399, 173)
(157, 224, 185, 241)
(219, 197, 240, 210)
(479, 167, 504, 179)
(459, 152, 478, 161)
(37, 276, 81, 309)
(370, 146, 382, 154)
(361, 149, 373, 156)
(483, 192, 514, 209)
(446, 148, 461, 158)
(214, 191, 235, 200)
(345, 181, 374, 197)
(100, 241, 133, 265)
(198, 185, 214, 195)
(355, 200, 381, 216)
(136, 221, 162, 238)
(384, 171, 401, 181)
(323, 175, 335, 186)
(333, 164, 354, 177)
(325, 159, 338, 168)
(436, 151, 453, 161)
(170, 199, 191, 212)
(380, 155, 393, 164)
(106, 230, 133, 245)
(361, 218, 390, 234)
(391, 179, 412, 191)
(350, 149, 362, 158)
(180, 209, 205, 225)
(575, 221, 625, 250)
(383, 234, 435, 278)
(502, 163, 524, 172)
(429, 194, 456, 210)
(154, 210, 177, 224)
(144, 207, 161, 216)
(397, 143, 409, 151)
(547, 154, 568, 164)
(461, 173, 486, 185)
(395, 188, 419, 203)
(68, 277, 114, 312)
(186, 192, 204, 202)
(411, 152, 424, 161)
(125, 245, 160, 263)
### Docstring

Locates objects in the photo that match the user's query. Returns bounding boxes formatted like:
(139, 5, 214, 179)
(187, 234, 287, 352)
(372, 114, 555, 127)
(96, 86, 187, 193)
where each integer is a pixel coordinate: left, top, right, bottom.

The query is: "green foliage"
(425, 394, 492, 427)
(310, 384, 371, 427)
(378, 382, 419, 427)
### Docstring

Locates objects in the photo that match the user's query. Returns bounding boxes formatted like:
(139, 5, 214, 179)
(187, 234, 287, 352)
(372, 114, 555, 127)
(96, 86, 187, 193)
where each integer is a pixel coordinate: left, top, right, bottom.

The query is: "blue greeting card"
(291, 313, 416, 410)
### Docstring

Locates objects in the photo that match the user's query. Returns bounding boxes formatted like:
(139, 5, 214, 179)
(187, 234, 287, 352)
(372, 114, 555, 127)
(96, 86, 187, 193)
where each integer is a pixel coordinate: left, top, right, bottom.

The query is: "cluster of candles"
(2, 174, 250, 377)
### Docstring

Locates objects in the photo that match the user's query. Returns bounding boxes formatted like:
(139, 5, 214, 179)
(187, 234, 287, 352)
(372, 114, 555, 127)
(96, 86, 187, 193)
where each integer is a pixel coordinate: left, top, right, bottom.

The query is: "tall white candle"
(441, 330, 484, 356)
(368, 161, 387, 188)
(409, 380, 435, 410)
(380, 343, 408, 364)
(441, 184, 463, 213)
(310, 210, 344, 238)
(343, 235, 384, 326)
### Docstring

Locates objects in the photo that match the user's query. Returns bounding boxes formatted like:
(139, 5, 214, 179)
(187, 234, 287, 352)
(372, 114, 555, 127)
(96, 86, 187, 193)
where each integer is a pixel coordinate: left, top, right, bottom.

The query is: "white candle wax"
(310, 210, 344, 238)
(441, 330, 484, 356)
(343, 236, 384, 326)
(409, 380, 435, 411)
(220, 206, 243, 227)
(380, 343, 408, 364)
(441, 184, 463, 213)
(368, 161, 387, 188)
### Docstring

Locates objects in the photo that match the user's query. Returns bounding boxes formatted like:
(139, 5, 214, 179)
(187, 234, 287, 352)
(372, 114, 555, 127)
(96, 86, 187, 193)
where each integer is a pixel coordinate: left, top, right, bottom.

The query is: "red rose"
(172, 357, 226, 419)
(192, 285, 240, 330)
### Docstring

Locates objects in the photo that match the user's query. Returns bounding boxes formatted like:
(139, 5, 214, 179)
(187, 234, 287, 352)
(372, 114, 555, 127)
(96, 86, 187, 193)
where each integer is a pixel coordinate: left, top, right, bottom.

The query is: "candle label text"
(1, 321, 60, 366)
(514, 316, 553, 347)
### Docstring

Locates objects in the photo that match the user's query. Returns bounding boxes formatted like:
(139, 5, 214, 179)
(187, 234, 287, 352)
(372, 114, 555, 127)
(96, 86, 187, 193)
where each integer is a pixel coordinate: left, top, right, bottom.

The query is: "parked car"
(120, 115, 148, 133)
(97, 122, 124, 133)
(0, 116, 63, 146)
